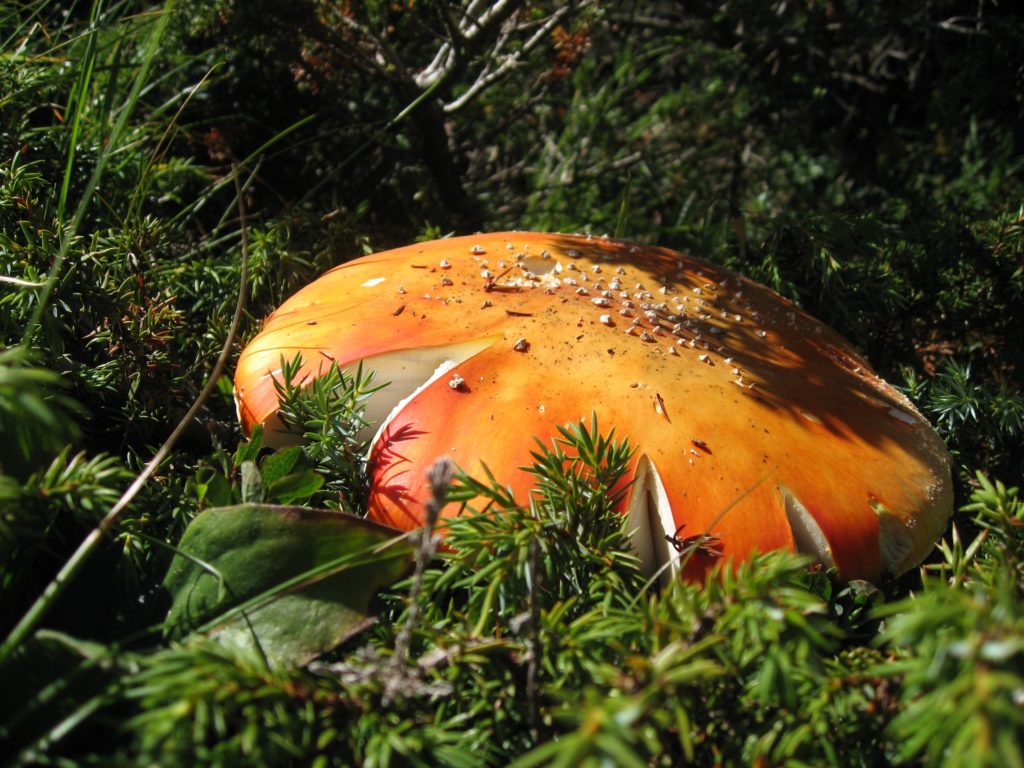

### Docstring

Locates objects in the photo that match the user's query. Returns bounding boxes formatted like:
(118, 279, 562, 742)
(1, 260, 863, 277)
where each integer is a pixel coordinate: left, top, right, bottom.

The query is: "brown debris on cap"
(234, 232, 954, 583)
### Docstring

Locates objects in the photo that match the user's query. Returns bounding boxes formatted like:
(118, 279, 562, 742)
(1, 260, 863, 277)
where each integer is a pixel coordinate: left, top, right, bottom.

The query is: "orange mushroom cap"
(234, 232, 953, 583)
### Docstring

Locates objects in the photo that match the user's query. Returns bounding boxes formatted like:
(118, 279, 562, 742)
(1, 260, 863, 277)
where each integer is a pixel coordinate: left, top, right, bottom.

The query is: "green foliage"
(877, 474, 1024, 767)
(272, 355, 383, 515)
(122, 642, 346, 767)
(903, 359, 1024, 476)
(0, 348, 82, 478)
(414, 416, 642, 641)
(191, 426, 325, 510)
(880, 583, 1024, 768)
(959, 473, 1024, 583)
(1, 447, 132, 634)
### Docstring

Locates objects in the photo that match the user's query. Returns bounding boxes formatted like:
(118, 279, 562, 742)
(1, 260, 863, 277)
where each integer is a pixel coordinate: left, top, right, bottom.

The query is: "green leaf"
(267, 470, 324, 505)
(259, 445, 303, 484)
(163, 504, 413, 668)
(193, 466, 233, 509)
(234, 425, 264, 466)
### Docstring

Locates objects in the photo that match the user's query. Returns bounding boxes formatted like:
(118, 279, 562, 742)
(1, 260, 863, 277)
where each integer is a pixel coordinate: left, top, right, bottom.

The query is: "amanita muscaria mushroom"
(235, 232, 953, 583)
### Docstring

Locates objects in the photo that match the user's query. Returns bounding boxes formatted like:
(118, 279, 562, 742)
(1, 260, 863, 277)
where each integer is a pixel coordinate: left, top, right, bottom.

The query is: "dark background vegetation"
(1, 1, 1022, 765)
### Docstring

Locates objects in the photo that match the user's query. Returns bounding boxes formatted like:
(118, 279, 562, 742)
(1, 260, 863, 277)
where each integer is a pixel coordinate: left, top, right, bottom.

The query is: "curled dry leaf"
(235, 232, 953, 583)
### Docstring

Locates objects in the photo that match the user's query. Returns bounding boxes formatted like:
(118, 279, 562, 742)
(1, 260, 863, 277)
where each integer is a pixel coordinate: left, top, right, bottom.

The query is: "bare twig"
(932, 15, 987, 35)
(0, 275, 46, 288)
(444, 4, 575, 114)
(414, 0, 526, 89)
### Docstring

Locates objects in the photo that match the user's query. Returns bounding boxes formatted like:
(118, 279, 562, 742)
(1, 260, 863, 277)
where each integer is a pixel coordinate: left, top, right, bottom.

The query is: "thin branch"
(413, 0, 525, 89)
(0, 275, 47, 288)
(444, 4, 573, 113)
(932, 15, 987, 35)
(458, 0, 494, 35)
(417, 2, 469, 87)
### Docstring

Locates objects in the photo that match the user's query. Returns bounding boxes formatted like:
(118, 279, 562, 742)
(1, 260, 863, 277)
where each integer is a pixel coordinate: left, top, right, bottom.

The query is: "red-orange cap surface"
(234, 232, 953, 583)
